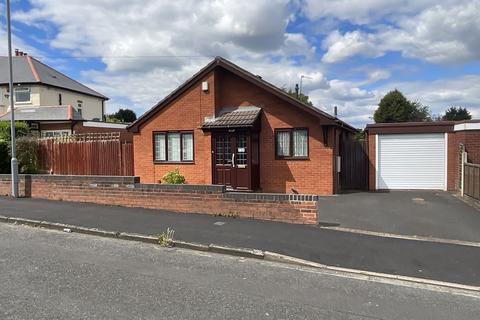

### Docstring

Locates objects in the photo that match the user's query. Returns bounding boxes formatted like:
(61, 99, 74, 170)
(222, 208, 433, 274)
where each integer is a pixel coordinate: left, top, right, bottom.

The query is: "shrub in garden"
(10, 136, 39, 174)
(161, 168, 186, 184)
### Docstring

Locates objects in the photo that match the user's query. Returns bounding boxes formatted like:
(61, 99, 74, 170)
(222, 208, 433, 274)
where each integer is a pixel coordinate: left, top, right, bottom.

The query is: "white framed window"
(14, 87, 31, 103)
(77, 100, 83, 115)
(153, 131, 194, 163)
(275, 128, 309, 159)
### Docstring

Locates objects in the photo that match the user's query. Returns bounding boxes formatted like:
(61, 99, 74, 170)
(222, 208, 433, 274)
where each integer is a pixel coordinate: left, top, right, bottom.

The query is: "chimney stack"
(295, 83, 299, 98)
(14, 49, 27, 56)
(334, 106, 338, 117)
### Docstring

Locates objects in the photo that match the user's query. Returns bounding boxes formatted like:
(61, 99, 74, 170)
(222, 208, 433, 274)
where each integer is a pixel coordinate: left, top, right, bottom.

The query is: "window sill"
(275, 156, 309, 161)
(154, 161, 195, 165)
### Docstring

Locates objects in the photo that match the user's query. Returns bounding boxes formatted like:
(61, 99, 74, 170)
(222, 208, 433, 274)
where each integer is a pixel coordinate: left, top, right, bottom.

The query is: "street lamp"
(6, 0, 19, 197)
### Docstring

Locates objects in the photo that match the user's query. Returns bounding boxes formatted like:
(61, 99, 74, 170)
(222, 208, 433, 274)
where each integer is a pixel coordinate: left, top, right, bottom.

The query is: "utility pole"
(6, 0, 18, 198)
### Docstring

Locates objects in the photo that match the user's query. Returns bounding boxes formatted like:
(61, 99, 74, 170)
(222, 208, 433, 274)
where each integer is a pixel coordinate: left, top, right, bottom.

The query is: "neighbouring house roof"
(201, 106, 261, 129)
(0, 56, 108, 100)
(0, 105, 83, 121)
(128, 56, 357, 133)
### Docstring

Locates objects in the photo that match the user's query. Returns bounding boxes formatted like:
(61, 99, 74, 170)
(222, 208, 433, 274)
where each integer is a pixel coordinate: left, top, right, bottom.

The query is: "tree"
(106, 108, 137, 123)
(283, 88, 314, 106)
(373, 90, 430, 123)
(411, 101, 432, 122)
(0, 121, 30, 142)
(442, 107, 472, 121)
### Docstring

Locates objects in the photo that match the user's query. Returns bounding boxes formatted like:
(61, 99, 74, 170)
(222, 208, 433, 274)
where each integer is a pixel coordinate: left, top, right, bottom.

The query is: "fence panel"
(464, 163, 480, 200)
(38, 133, 134, 176)
(340, 139, 368, 190)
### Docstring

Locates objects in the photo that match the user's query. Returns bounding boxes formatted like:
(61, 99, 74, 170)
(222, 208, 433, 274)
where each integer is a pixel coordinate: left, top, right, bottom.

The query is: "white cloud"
(320, 1, 480, 64)
(15, 0, 313, 72)
(321, 30, 382, 63)
(303, 0, 440, 24)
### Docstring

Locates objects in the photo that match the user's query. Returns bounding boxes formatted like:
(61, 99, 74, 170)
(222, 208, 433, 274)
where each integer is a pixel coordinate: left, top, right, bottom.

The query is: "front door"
(213, 131, 251, 190)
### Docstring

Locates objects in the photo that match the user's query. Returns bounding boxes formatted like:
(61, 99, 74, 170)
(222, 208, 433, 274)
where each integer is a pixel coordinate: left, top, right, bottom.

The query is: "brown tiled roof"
(202, 107, 261, 129)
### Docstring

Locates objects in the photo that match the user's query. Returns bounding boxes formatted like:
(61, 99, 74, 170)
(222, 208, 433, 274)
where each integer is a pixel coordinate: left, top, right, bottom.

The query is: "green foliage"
(106, 108, 137, 123)
(373, 90, 431, 123)
(354, 129, 366, 140)
(158, 227, 175, 247)
(411, 101, 432, 122)
(283, 88, 314, 106)
(442, 107, 472, 121)
(0, 121, 30, 142)
(161, 168, 186, 184)
(11, 136, 39, 174)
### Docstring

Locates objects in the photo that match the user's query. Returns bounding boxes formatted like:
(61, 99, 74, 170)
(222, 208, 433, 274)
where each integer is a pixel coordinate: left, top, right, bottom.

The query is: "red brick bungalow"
(128, 57, 356, 195)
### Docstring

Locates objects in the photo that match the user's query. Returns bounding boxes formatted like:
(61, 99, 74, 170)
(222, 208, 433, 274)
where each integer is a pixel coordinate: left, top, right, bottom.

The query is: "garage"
(366, 122, 455, 191)
(376, 133, 447, 190)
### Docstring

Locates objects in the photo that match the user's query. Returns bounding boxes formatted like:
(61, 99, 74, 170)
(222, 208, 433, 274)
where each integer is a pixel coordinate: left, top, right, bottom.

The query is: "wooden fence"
(464, 163, 480, 201)
(38, 133, 134, 176)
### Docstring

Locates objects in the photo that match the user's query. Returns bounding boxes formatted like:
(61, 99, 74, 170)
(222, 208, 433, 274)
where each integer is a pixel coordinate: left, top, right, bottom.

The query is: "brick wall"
(454, 130, 480, 164)
(446, 132, 457, 191)
(132, 71, 215, 184)
(0, 175, 318, 225)
(367, 133, 376, 191)
(452, 130, 480, 191)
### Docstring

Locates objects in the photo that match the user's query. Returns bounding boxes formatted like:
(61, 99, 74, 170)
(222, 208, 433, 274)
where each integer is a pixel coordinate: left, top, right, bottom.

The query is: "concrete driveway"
(317, 191, 480, 243)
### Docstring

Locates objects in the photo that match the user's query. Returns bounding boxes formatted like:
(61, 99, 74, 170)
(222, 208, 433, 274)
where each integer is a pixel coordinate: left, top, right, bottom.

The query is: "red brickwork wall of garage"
(455, 130, 480, 164)
(0, 175, 318, 225)
(367, 133, 376, 191)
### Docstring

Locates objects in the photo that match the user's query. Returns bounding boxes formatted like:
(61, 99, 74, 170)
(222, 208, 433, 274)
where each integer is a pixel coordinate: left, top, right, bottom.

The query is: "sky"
(1, 0, 479, 128)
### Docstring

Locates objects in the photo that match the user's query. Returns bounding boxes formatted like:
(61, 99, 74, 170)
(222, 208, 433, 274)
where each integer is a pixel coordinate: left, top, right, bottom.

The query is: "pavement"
(1, 223, 479, 320)
(318, 191, 480, 242)
(1, 196, 480, 287)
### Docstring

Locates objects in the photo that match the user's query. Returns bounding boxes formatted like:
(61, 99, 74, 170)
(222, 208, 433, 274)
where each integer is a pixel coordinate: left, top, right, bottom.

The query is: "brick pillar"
(456, 143, 465, 191)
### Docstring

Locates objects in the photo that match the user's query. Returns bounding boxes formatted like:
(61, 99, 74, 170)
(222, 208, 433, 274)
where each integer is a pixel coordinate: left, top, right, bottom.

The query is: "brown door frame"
(212, 129, 252, 191)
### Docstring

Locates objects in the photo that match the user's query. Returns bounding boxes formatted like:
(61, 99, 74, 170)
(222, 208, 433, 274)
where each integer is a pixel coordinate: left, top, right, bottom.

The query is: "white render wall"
(0, 84, 104, 120)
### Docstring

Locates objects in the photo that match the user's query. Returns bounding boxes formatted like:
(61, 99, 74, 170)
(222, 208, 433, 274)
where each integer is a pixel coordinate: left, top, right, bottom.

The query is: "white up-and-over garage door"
(376, 133, 447, 190)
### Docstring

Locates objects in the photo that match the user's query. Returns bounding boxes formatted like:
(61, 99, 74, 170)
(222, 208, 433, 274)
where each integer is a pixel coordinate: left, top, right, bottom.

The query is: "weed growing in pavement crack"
(158, 227, 175, 247)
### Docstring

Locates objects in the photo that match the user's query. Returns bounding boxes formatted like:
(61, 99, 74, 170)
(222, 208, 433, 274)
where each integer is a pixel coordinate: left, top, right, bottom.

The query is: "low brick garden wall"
(0, 175, 318, 224)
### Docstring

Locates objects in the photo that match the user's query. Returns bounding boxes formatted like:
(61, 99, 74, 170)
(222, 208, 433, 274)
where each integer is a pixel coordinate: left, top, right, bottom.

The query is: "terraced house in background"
(0, 50, 109, 137)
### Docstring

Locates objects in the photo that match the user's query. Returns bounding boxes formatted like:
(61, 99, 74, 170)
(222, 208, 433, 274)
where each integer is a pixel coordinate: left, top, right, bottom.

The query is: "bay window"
(275, 128, 308, 159)
(154, 131, 194, 162)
